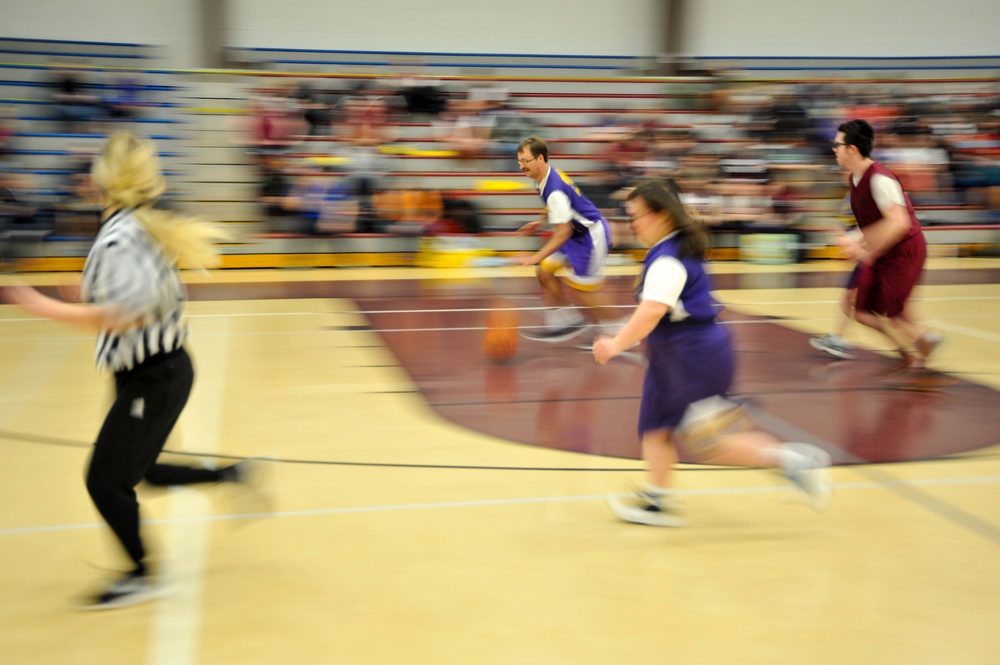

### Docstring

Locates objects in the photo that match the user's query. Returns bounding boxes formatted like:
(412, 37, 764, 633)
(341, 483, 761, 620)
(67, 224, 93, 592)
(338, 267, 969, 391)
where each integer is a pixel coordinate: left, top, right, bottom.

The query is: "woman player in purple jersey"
(594, 180, 832, 526)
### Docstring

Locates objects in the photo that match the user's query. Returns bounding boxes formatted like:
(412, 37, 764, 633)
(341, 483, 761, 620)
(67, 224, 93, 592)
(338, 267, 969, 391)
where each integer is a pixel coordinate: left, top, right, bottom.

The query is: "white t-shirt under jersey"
(853, 172, 906, 217)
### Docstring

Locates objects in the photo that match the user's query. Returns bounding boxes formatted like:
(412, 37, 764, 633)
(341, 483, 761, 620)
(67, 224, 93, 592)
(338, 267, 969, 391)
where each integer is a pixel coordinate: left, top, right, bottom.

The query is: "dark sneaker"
(224, 458, 274, 516)
(809, 334, 856, 359)
(519, 323, 588, 343)
(79, 571, 164, 611)
(607, 489, 688, 527)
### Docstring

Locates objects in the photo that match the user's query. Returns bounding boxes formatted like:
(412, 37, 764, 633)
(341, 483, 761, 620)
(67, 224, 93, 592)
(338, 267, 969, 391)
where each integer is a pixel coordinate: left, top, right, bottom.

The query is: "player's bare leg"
(854, 310, 920, 371)
(519, 264, 587, 342)
(608, 399, 833, 526)
(536, 264, 566, 307)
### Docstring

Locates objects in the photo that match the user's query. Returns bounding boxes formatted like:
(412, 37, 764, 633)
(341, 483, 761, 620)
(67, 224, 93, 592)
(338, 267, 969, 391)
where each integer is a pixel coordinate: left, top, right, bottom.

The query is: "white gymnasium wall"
(4, 0, 997, 62)
(678, 0, 1000, 57)
(225, 0, 665, 55)
(2, 0, 203, 67)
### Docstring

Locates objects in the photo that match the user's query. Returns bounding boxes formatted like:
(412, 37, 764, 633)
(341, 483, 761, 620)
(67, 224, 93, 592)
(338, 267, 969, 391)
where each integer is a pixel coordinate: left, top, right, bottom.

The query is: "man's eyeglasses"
(517, 156, 538, 166)
(831, 141, 849, 149)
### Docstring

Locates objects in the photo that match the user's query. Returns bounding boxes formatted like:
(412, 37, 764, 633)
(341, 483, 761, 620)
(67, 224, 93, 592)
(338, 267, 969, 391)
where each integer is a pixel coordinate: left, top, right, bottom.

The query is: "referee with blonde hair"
(3, 132, 260, 610)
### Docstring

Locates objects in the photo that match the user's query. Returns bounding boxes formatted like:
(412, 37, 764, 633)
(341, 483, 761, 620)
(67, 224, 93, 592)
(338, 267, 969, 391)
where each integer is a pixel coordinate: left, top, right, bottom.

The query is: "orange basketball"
(483, 300, 519, 363)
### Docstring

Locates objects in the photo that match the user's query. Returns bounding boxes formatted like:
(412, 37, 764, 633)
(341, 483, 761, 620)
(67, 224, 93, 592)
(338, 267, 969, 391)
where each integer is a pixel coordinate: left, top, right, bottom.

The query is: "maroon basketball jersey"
(849, 161, 921, 241)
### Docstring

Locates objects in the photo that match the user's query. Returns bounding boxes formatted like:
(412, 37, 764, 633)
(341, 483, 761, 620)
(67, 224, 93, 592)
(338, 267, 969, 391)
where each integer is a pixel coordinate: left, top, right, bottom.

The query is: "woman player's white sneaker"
(607, 489, 688, 527)
(782, 443, 833, 511)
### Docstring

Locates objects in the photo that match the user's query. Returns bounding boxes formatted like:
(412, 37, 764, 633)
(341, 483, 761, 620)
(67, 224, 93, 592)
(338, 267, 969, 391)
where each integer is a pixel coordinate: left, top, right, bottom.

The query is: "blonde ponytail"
(92, 132, 229, 269)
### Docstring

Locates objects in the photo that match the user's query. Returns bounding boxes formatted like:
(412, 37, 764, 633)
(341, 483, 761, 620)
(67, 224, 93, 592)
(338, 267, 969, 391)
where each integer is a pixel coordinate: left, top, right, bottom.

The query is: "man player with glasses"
(514, 135, 625, 343)
(824, 119, 942, 375)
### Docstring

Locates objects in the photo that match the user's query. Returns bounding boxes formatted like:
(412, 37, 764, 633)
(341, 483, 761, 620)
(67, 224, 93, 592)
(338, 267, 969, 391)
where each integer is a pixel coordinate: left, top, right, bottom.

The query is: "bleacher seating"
(3, 43, 998, 270)
(0, 37, 191, 262)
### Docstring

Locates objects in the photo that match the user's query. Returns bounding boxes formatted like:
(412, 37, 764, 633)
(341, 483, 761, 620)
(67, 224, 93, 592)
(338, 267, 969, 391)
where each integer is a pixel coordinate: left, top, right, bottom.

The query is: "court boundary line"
(3, 474, 1000, 538)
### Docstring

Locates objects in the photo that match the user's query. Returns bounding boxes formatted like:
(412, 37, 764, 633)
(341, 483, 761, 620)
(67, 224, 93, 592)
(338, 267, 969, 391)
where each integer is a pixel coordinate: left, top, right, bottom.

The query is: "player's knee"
(674, 396, 756, 460)
(539, 256, 563, 274)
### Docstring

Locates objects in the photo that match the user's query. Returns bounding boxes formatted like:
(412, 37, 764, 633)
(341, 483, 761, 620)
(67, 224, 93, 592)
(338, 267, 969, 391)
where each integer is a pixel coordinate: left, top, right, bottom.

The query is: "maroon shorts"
(855, 232, 927, 318)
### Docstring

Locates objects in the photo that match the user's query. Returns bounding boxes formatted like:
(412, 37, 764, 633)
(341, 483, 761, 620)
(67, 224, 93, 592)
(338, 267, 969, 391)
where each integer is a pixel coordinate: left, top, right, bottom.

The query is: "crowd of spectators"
(3, 62, 998, 251)
(50, 65, 154, 134)
(1, 64, 162, 253)
(236, 69, 998, 243)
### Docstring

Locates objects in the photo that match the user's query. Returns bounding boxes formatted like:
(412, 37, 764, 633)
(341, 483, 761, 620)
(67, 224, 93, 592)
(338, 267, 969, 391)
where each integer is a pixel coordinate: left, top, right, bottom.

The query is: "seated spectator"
(770, 91, 808, 140)
(247, 88, 306, 152)
(437, 194, 482, 234)
(847, 91, 900, 134)
(879, 128, 953, 205)
(285, 168, 358, 235)
(435, 84, 507, 158)
(0, 171, 39, 227)
(0, 112, 14, 166)
(51, 65, 103, 133)
(488, 100, 540, 160)
(584, 112, 641, 143)
(55, 145, 102, 237)
(338, 80, 398, 146)
(599, 127, 650, 185)
(293, 79, 332, 136)
(396, 73, 449, 117)
(679, 185, 726, 229)
(0, 172, 56, 249)
(103, 75, 148, 121)
(373, 182, 442, 236)
(257, 153, 294, 223)
(65, 145, 99, 197)
(713, 152, 778, 231)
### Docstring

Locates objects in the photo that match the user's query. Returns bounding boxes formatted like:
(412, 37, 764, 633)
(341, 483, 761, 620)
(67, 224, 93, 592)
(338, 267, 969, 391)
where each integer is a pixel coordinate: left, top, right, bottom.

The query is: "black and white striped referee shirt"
(81, 208, 188, 373)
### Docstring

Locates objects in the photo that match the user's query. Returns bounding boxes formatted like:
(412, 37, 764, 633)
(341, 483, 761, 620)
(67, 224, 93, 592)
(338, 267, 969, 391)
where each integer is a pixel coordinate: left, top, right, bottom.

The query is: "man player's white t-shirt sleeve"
(545, 190, 573, 224)
(861, 173, 906, 216)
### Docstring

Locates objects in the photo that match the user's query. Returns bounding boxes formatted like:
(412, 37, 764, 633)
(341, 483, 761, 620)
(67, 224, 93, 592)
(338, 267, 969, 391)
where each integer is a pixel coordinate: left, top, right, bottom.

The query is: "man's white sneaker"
(519, 323, 588, 343)
(809, 334, 856, 360)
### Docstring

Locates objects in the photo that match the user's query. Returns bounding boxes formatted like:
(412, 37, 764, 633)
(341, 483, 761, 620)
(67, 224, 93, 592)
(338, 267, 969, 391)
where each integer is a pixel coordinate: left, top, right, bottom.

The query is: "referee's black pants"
(85, 348, 224, 573)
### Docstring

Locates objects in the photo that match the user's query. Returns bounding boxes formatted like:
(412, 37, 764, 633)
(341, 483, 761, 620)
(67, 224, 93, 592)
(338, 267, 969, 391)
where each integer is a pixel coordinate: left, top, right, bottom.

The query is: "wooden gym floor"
(1, 257, 999, 665)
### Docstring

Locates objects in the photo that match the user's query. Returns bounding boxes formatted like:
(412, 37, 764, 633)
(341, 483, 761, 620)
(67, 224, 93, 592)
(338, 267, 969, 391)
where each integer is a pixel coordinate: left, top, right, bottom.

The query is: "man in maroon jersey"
(830, 119, 940, 371)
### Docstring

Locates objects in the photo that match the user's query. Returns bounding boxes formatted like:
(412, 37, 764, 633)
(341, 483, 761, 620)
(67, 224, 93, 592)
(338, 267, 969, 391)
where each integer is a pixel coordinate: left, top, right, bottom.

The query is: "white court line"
(193, 319, 800, 336)
(0, 321, 783, 342)
(721, 295, 1000, 306)
(1, 316, 997, 341)
(187, 311, 330, 318)
(340, 305, 636, 315)
(4, 474, 1000, 537)
(4, 294, 999, 342)
(933, 320, 1000, 345)
(146, 320, 231, 665)
(3, 295, 997, 325)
